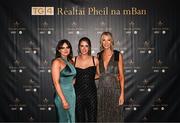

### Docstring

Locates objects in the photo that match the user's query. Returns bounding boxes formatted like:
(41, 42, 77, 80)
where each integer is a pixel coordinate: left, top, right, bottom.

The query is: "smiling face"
(78, 37, 91, 55)
(101, 35, 112, 50)
(100, 32, 114, 51)
(59, 43, 70, 58)
(79, 41, 89, 55)
(55, 39, 73, 60)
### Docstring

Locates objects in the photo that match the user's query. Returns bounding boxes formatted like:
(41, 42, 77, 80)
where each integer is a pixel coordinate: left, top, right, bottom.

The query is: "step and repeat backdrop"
(0, 0, 180, 122)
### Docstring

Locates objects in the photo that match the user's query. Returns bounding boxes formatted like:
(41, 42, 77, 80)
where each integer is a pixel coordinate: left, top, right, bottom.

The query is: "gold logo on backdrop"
(31, 7, 54, 15)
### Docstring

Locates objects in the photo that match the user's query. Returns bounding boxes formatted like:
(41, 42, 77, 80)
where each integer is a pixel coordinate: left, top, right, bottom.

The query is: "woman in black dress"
(73, 37, 99, 122)
(97, 32, 125, 122)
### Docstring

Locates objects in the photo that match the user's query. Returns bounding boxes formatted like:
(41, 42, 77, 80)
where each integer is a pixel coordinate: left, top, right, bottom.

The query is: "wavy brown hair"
(55, 39, 73, 61)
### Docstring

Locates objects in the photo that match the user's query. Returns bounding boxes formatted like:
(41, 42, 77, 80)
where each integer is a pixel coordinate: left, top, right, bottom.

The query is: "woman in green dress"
(51, 39, 76, 123)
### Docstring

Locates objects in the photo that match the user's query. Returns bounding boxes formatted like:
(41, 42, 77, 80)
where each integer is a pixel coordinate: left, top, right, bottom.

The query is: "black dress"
(74, 56, 97, 122)
(97, 50, 124, 122)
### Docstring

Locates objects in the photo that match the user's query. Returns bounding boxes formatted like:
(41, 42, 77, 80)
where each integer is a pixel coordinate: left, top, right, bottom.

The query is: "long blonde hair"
(100, 32, 114, 51)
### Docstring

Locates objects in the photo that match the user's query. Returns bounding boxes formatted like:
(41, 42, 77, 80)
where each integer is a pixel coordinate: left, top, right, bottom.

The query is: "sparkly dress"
(97, 50, 124, 122)
(74, 56, 97, 122)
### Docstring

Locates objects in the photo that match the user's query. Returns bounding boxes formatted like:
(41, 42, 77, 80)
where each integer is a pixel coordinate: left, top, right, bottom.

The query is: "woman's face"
(101, 35, 112, 49)
(59, 43, 70, 58)
(79, 41, 89, 55)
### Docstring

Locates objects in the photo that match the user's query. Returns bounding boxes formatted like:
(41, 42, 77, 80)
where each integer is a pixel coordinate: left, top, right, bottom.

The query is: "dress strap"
(60, 57, 68, 63)
(97, 51, 103, 61)
(114, 50, 120, 61)
(92, 56, 95, 66)
(74, 56, 77, 67)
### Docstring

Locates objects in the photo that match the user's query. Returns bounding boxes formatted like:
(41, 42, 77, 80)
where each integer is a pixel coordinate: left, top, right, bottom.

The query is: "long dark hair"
(55, 39, 73, 61)
(78, 37, 91, 55)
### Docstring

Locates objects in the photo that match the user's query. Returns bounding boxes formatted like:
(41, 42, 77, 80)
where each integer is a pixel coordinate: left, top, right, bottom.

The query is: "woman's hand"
(119, 94, 124, 105)
(72, 79, 76, 85)
(62, 100, 70, 109)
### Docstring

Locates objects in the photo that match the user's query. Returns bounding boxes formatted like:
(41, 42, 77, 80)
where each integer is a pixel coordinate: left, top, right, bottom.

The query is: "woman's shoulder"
(92, 55, 99, 65)
(97, 50, 103, 59)
(97, 50, 103, 55)
(113, 50, 123, 55)
(51, 58, 64, 65)
(72, 56, 80, 63)
(113, 49, 120, 54)
(113, 50, 123, 61)
(72, 56, 76, 62)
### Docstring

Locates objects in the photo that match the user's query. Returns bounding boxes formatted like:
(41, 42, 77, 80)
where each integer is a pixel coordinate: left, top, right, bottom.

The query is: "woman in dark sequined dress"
(73, 37, 100, 122)
(97, 32, 125, 122)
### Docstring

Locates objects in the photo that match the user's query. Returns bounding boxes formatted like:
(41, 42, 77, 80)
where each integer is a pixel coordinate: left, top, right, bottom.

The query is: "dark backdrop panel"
(0, 0, 180, 122)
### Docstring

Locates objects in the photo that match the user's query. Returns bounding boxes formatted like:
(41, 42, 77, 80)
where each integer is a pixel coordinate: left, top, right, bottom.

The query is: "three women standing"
(52, 32, 125, 122)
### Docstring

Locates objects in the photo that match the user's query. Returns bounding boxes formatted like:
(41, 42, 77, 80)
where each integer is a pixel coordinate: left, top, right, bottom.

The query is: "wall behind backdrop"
(0, 0, 180, 122)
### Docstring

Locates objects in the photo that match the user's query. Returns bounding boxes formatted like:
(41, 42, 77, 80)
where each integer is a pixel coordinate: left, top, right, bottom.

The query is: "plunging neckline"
(75, 66, 95, 70)
(103, 52, 114, 71)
